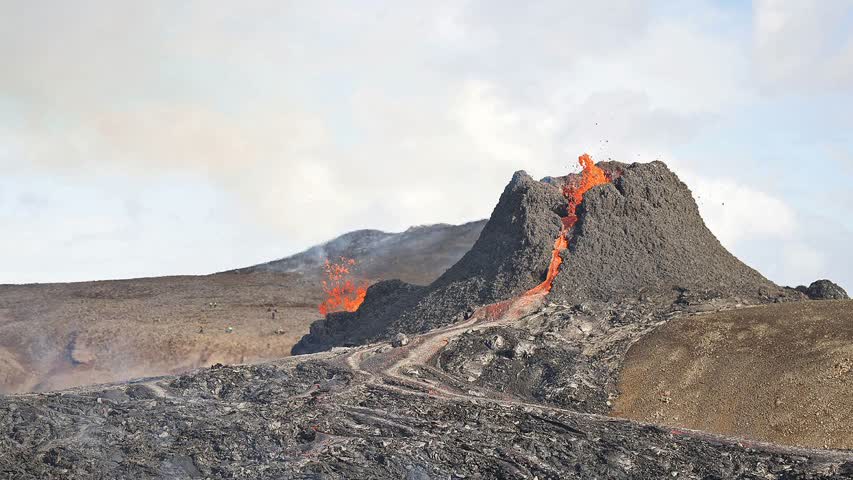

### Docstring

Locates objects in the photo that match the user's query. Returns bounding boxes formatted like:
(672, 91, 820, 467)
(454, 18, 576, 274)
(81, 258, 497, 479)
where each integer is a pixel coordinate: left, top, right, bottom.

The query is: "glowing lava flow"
(318, 257, 368, 316)
(524, 153, 610, 297)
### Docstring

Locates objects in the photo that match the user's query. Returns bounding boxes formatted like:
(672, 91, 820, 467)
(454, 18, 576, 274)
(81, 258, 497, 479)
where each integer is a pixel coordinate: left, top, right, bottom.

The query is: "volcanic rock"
(3, 354, 851, 478)
(797, 279, 849, 300)
(292, 280, 423, 354)
(485, 334, 505, 350)
(391, 333, 409, 347)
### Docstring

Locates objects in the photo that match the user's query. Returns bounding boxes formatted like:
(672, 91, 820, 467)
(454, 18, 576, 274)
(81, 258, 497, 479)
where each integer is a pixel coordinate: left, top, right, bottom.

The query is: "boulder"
(798, 280, 849, 300)
(391, 333, 409, 348)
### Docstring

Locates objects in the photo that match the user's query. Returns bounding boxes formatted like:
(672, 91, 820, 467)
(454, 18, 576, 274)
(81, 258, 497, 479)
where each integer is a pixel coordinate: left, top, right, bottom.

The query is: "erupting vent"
(294, 154, 789, 357)
(525, 154, 611, 296)
(318, 257, 368, 315)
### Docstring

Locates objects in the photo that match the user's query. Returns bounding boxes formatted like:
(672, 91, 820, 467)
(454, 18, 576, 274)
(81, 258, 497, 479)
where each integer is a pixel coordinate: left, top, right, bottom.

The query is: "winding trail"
(343, 293, 542, 396)
(330, 293, 853, 463)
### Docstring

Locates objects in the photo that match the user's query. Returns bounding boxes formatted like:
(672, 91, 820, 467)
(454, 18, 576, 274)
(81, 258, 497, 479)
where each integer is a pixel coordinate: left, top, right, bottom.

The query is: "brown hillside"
(0, 221, 485, 394)
(612, 300, 853, 449)
(0, 273, 319, 394)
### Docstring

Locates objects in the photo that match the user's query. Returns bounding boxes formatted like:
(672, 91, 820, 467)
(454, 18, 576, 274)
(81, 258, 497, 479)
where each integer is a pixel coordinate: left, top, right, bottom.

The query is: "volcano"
(293, 157, 790, 355)
(4, 156, 852, 479)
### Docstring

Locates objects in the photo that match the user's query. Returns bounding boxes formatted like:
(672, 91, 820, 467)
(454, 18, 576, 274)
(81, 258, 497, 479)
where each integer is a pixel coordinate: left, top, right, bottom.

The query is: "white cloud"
(0, 0, 850, 288)
(781, 242, 827, 284)
(686, 174, 797, 246)
(753, 0, 853, 90)
(453, 80, 556, 171)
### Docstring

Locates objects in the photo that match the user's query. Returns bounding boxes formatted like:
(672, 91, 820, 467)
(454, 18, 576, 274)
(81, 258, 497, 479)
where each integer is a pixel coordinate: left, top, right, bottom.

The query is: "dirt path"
(339, 293, 546, 398)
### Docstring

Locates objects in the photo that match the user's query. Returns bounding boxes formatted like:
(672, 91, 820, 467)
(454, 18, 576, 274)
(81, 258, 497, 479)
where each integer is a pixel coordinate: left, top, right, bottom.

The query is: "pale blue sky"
(1, 0, 851, 290)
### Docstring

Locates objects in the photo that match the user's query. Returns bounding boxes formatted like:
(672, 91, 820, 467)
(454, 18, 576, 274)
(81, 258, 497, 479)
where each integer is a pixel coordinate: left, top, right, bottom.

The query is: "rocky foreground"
(2, 296, 852, 479)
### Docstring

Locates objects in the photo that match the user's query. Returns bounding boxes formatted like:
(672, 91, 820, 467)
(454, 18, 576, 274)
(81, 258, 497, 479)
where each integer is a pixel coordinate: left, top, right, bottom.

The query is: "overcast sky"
(1, 0, 852, 290)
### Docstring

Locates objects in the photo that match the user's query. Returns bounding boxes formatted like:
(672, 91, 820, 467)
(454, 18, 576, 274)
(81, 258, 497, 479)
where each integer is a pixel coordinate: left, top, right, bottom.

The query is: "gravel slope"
(2, 298, 852, 479)
(613, 300, 853, 450)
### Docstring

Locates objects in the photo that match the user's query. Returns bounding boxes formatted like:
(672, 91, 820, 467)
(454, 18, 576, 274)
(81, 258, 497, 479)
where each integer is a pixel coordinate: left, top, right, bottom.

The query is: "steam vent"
(293, 159, 789, 355)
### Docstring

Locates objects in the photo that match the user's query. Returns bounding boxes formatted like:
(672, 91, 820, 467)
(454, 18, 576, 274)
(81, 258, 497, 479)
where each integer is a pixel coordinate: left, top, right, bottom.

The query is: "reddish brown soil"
(0, 273, 322, 393)
(612, 300, 853, 449)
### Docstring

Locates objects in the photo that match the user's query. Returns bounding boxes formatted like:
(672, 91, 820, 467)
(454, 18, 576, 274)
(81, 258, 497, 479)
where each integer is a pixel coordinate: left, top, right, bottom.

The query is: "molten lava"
(316, 154, 607, 318)
(565, 153, 609, 221)
(524, 153, 611, 297)
(318, 257, 368, 316)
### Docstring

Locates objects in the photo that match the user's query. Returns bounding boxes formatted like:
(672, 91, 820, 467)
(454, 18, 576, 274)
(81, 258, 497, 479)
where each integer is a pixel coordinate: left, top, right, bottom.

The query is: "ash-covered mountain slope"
(233, 220, 487, 286)
(293, 161, 794, 355)
(549, 161, 783, 303)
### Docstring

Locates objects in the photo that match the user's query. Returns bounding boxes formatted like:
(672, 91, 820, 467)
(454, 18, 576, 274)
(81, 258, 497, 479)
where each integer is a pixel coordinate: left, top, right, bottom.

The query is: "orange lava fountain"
(318, 257, 368, 316)
(524, 153, 610, 297)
